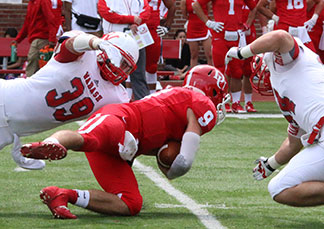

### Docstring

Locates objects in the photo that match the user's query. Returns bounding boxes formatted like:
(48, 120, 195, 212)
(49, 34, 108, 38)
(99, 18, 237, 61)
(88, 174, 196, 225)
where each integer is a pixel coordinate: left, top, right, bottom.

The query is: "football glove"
(205, 20, 224, 33)
(304, 14, 319, 32)
(156, 25, 169, 37)
(253, 156, 275, 180)
(225, 47, 241, 65)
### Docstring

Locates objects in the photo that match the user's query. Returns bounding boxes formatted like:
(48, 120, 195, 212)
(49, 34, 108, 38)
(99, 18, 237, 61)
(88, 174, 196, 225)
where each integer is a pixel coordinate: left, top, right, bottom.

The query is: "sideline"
(226, 113, 283, 119)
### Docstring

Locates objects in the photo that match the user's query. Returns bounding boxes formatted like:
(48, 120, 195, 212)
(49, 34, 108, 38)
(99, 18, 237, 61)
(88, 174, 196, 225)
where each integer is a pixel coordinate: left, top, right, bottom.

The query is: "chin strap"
(216, 93, 231, 125)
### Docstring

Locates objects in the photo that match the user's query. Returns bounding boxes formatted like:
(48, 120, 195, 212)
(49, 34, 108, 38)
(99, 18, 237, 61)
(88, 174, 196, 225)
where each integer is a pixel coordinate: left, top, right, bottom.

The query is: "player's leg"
(268, 144, 324, 206)
(201, 36, 213, 65)
(212, 38, 232, 112)
(242, 57, 257, 112)
(188, 41, 199, 67)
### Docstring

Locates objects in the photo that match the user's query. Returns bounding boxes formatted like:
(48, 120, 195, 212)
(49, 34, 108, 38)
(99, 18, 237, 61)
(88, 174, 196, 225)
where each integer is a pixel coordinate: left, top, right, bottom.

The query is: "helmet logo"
(214, 72, 226, 90)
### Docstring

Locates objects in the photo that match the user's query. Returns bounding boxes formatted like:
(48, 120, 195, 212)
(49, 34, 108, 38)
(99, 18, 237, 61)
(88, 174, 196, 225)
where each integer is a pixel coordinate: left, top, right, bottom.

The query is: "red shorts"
(146, 29, 161, 74)
(212, 38, 243, 79)
(78, 108, 143, 215)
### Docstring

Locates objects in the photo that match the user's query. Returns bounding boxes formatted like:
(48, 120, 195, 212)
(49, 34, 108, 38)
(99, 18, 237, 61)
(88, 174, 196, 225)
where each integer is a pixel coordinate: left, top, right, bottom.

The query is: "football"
(157, 141, 181, 168)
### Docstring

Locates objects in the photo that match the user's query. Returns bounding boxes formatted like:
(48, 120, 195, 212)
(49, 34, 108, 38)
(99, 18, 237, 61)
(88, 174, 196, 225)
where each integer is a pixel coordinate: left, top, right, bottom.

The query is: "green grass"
(1, 101, 324, 228)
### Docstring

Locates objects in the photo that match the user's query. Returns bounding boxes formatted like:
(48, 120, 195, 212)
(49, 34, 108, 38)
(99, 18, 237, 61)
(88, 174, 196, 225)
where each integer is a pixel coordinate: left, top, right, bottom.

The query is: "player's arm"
(163, 0, 176, 28)
(253, 128, 303, 180)
(164, 108, 202, 180)
(63, 1, 72, 31)
(304, 0, 324, 31)
(225, 30, 295, 64)
(257, 0, 279, 22)
(180, 0, 187, 18)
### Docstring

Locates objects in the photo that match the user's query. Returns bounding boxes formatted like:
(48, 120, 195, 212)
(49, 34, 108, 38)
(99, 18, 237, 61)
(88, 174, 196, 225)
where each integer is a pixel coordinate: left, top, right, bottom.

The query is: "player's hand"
(272, 14, 279, 25)
(98, 41, 123, 67)
(253, 156, 274, 180)
(156, 25, 169, 37)
(225, 47, 240, 65)
(304, 16, 317, 32)
(205, 20, 224, 33)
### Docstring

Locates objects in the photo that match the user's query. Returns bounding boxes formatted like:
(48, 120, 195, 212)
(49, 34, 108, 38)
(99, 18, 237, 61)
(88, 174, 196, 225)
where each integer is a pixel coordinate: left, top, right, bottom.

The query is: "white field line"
(134, 160, 226, 229)
(226, 113, 283, 119)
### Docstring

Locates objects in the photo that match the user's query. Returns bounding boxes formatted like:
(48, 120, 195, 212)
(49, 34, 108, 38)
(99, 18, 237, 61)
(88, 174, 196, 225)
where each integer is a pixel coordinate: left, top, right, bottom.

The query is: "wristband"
(311, 14, 319, 22)
(238, 45, 254, 59)
(272, 14, 279, 23)
(267, 155, 281, 170)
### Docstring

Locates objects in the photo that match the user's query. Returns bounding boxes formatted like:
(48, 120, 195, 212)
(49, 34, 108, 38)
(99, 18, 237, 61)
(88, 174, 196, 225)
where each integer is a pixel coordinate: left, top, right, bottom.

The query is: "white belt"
(224, 30, 246, 47)
(288, 26, 311, 43)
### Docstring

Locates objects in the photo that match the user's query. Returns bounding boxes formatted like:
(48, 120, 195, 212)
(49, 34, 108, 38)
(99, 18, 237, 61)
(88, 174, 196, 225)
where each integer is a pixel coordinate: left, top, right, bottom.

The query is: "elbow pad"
(167, 132, 200, 179)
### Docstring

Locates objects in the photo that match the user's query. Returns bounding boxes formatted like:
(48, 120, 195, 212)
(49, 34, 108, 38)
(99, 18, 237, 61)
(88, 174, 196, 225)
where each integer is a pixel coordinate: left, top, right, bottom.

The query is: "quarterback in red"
(20, 65, 229, 219)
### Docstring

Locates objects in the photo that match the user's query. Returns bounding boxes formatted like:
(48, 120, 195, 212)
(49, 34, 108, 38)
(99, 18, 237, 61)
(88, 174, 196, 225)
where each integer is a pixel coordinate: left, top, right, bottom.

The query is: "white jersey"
(264, 38, 324, 135)
(62, 0, 102, 33)
(101, 0, 145, 34)
(0, 47, 129, 137)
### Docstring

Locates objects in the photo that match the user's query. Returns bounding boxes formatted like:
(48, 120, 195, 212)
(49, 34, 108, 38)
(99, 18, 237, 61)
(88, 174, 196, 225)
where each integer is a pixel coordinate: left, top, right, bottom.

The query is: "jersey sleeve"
(54, 40, 82, 63)
(191, 94, 217, 135)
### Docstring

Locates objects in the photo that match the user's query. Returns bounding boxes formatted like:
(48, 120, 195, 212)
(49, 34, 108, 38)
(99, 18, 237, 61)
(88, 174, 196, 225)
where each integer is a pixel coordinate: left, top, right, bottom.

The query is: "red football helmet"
(250, 54, 273, 96)
(183, 65, 230, 125)
(97, 32, 139, 85)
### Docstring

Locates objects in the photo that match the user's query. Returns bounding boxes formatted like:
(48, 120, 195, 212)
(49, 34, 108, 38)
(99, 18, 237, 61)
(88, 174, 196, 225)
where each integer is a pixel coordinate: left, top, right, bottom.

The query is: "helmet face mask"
(250, 54, 273, 96)
(97, 32, 139, 85)
(183, 65, 230, 125)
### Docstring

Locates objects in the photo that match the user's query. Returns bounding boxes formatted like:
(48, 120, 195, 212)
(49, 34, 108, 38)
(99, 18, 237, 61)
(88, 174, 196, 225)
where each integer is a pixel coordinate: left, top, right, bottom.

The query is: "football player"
(0, 30, 139, 170)
(20, 65, 230, 219)
(226, 30, 324, 207)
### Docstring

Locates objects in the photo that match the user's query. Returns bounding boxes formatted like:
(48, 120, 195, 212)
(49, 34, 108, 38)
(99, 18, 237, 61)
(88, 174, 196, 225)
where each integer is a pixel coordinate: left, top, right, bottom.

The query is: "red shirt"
(15, 0, 58, 44)
(276, 0, 307, 27)
(97, 0, 151, 25)
(198, 0, 256, 38)
(129, 87, 217, 155)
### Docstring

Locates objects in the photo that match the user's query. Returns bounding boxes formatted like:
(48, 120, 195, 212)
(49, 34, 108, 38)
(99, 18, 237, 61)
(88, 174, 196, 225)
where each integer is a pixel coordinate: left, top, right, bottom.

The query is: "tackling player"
(226, 30, 324, 207)
(0, 30, 139, 170)
(20, 65, 230, 219)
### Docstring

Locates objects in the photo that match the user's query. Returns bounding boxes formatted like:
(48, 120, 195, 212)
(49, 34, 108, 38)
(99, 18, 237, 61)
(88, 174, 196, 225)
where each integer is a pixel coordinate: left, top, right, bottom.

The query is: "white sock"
(73, 189, 90, 208)
(231, 91, 241, 103)
(244, 93, 252, 105)
(43, 137, 60, 144)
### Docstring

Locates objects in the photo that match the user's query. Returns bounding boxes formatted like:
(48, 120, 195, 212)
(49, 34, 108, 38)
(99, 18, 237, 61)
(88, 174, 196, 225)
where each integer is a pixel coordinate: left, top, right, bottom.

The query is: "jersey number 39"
(45, 77, 94, 122)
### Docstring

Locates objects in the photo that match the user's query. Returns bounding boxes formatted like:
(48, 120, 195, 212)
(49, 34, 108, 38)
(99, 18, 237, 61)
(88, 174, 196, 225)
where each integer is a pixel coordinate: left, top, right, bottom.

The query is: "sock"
(244, 93, 252, 105)
(73, 189, 90, 208)
(231, 91, 241, 103)
(43, 137, 60, 144)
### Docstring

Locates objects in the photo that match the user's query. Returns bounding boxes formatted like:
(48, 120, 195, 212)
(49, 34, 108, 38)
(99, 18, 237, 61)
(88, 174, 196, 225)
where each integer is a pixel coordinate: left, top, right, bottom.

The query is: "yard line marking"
(134, 160, 226, 229)
(226, 113, 283, 119)
(155, 203, 230, 209)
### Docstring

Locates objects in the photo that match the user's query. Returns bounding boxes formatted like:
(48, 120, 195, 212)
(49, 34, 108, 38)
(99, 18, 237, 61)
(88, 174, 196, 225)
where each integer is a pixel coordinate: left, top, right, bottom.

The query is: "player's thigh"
(268, 144, 324, 198)
(78, 113, 125, 156)
(85, 151, 142, 215)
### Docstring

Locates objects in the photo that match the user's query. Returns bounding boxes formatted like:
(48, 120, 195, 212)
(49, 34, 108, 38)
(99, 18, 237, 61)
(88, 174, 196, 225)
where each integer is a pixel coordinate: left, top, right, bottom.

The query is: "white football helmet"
(97, 32, 139, 85)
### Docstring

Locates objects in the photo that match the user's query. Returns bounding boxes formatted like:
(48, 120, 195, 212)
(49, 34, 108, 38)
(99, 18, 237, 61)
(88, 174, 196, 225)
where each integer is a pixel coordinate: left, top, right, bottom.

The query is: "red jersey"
(275, 0, 307, 27)
(15, 0, 58, 43)
(198, 0, 255, 38)
(95, 87, 217, 156)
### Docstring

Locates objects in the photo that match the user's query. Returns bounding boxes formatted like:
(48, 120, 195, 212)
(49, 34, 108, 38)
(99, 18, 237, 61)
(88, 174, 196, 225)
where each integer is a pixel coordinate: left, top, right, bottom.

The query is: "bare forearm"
(192, 2, 209, 23)
(274, 136, 303, 165)
(249, 30, 294, 54)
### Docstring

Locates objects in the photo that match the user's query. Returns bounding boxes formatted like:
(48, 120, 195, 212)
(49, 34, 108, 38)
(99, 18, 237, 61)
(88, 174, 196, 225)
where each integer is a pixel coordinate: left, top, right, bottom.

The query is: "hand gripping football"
(157, 141, 181, 168)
